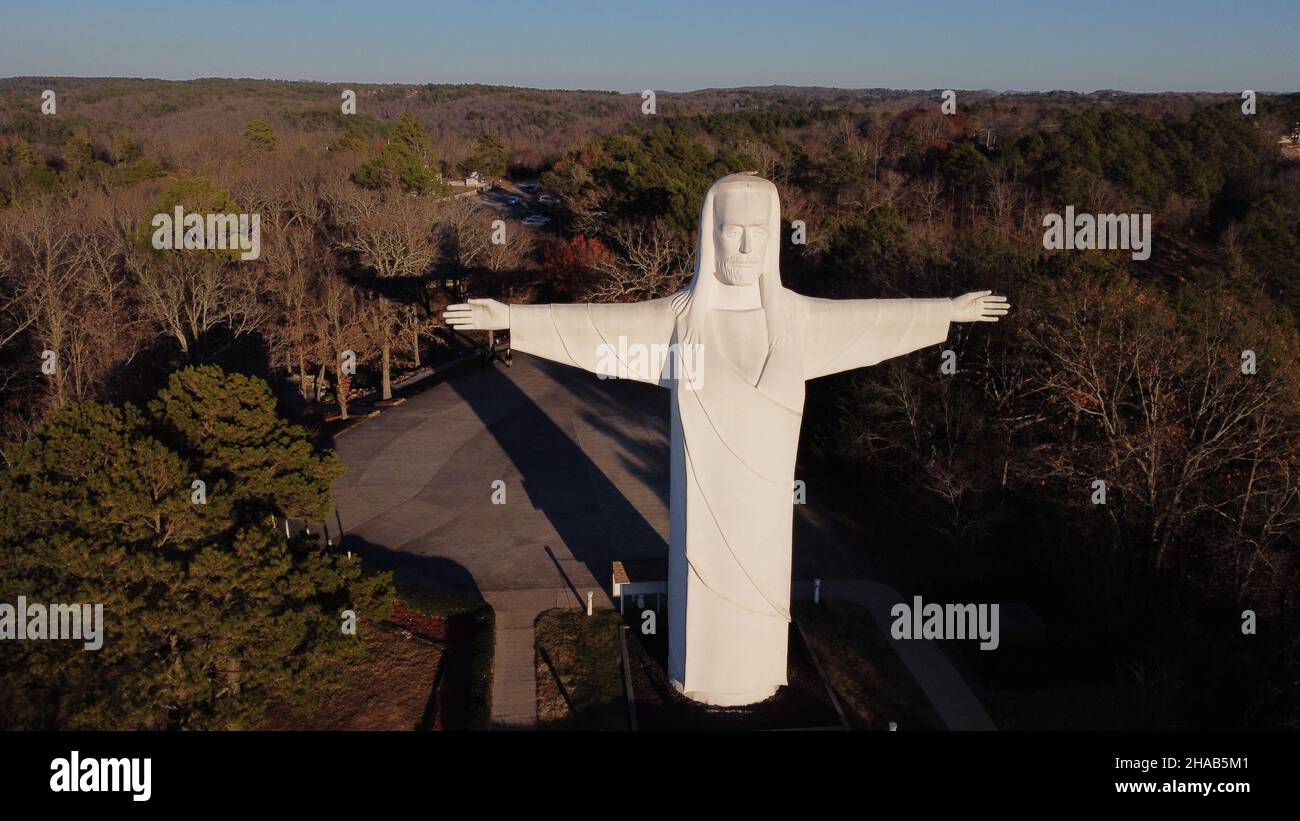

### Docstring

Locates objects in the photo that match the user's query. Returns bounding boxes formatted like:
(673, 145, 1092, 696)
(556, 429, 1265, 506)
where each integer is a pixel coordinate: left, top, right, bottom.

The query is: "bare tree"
(1020, 274, 1300, 576)
(985, 162, 1021, 231)
(908, 174, 944, 228)
(313, 270, 367, 420)
(336, 192, 441, 399)
(437, 195, 492, 272)
(130, 244, 270, 362)
(588, 220, 691, 302)
(262, 220, 326, 398)
(0, 191, 149, 409)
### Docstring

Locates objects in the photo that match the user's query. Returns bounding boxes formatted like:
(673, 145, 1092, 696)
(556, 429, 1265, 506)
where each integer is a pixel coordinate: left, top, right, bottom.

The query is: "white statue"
(445, 174, 1008, 706)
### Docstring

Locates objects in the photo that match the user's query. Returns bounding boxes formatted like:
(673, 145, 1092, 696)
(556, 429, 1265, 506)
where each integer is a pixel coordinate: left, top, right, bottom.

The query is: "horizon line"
(2, 76, 1297, 97)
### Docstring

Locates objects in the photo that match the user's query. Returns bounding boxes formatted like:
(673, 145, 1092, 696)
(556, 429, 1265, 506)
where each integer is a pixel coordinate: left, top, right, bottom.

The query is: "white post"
(284, 519, 290, 538)
(586, 591, 594, 616)
(814, 578, 822, 605)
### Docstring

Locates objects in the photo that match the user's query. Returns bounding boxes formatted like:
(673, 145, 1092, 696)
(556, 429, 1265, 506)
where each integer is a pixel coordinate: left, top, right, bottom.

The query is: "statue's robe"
(509, 285, 952, 705)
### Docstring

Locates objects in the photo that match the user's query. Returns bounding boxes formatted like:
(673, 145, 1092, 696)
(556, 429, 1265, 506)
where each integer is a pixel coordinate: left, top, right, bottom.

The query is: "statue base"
(670, 680, 780, 707)
(623, 617, 843, 730)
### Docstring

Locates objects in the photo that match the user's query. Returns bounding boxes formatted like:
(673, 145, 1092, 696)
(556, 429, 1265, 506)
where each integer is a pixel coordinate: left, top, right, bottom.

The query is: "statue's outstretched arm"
(443, 297, 677, 383)
(796, 291, 1008, 379)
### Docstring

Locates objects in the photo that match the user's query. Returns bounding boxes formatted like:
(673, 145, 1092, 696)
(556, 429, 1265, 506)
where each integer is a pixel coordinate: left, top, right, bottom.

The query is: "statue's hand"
(443, 298, 509, 331)
(950, 291, 1010, 323)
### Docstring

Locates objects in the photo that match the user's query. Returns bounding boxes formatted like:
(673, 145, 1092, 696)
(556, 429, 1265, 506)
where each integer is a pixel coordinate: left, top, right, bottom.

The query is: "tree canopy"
(0, 366, 392, 729)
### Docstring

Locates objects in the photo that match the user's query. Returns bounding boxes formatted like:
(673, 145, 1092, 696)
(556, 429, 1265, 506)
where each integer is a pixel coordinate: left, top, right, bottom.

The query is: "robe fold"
(508, 292, 952, 706)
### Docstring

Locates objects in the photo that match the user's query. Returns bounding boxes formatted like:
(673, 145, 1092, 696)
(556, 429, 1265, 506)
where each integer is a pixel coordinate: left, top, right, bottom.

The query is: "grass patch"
(465, 606, 495, 730)
(262, 580, 498, 730)
(535, 608, 627, 731)
(262, 619, 442, 731)
(393, 581, 494, 730)
(795, 599, 942, 730)
(393, 581, 488, 618)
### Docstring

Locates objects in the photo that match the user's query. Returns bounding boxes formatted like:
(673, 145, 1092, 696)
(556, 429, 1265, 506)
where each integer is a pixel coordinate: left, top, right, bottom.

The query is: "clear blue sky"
(0, 0, 1296, 92)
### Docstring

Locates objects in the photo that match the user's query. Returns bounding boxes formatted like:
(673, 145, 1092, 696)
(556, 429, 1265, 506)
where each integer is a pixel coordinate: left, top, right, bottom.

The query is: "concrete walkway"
(814, 578, 997, 730)
(331, 356, 661, 728)
(329, 354, 992, 730)
(484, 588, 592, 729)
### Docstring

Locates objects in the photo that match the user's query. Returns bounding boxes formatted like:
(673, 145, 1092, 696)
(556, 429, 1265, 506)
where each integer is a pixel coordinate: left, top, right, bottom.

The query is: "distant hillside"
(2, 77, 1292, 175)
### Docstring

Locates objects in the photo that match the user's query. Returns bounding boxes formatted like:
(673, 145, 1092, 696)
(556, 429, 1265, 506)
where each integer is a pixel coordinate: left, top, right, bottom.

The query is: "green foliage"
(0, 367, 393, 729)
(112, 156, 168, 186)
(62, 130, 95, 177)
(466, 606, 495, 730)
(242, 118, 279, 154)
(158, 176, 240, 214)
(1242, 190, 1300, 318)
(0, 106, 91, 151)
(1004, 108, 1258, 208)
(330, 121, 370, 153)
(13, 138, 39, 169)
(352, 111, 441, 193)
(112, 133, 143, 164)
(686, 108, 835, 143)
(458, 133, 509, 178)
(538, 156, 590, 201)
(1178, 104, 1261, 194)
(820, 143, 872, 196)
(938, 141, 989, 190)
(819, 205, 920, 296)
(285, 108, 365, 133)
(136, 178, 244, 258)
(149, 367, 343, 521)
(946, 227, 1041, 294)
(572, 126, 746, 232)
(352, 140, 446, 195)
(388, 111, 433, 160)
(17, 163, 61, 197)
(351, 152, 391, 190)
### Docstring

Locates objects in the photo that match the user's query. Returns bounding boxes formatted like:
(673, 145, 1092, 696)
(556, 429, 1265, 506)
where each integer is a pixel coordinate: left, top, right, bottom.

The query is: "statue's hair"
(672, 173, 789, 363)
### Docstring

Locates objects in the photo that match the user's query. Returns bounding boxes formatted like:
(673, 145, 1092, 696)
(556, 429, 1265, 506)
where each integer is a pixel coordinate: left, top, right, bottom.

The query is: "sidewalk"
(806, 578, 997, 731)
(484, 587, 613, 730)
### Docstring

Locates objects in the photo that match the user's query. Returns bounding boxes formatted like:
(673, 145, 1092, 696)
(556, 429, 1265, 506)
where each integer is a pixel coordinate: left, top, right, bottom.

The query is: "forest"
(1, 77, 1298, 729)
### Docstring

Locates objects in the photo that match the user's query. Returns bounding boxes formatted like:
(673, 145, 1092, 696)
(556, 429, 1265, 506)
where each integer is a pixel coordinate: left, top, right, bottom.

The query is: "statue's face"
(713, 186, 770, 286)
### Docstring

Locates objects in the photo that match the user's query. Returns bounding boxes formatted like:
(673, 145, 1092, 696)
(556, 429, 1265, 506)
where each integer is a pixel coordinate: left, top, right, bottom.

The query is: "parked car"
(522, 213, 550, 226)
(507, 196, 521, 206)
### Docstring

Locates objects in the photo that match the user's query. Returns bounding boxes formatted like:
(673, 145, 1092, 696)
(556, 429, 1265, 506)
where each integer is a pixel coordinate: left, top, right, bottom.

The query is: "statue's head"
(713, 181, 772, 286)
(674, 172, 788, 348)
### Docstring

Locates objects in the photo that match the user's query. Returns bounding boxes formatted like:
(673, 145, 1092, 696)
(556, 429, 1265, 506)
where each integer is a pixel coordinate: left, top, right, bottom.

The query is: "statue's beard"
(716, 256, 761, 285)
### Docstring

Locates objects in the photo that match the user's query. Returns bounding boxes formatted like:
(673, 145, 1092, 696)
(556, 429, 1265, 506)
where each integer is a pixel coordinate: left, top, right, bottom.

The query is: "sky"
(0, 0, 1296, 93)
